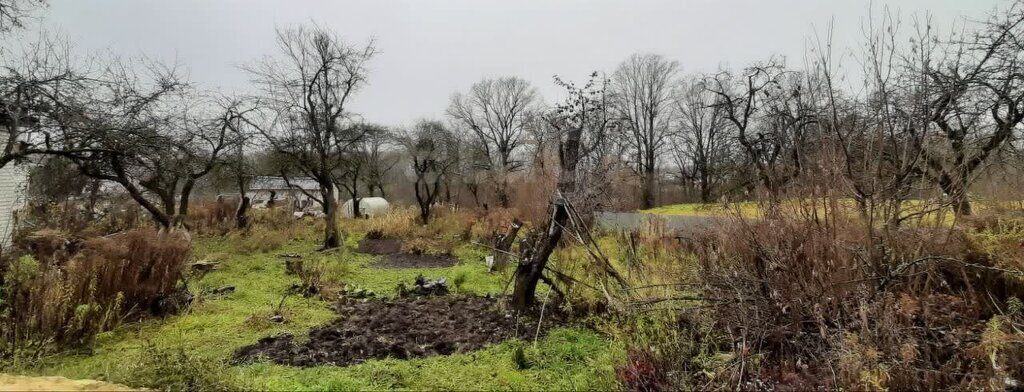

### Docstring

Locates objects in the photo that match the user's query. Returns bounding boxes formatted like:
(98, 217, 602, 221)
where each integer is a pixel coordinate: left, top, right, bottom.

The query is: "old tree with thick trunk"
(510, 73, 620, 311)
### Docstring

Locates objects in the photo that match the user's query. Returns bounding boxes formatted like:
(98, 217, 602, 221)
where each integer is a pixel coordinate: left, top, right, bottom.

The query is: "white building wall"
(0, 141, 29, 248)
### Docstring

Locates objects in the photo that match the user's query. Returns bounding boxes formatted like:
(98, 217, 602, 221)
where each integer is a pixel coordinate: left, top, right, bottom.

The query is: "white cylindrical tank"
(341, 197, 390, 218)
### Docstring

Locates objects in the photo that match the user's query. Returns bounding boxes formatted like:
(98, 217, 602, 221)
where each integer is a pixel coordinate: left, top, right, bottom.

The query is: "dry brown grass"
(1, 229, 191, 356)
(681, 209, 1024, 390)
(187, 200, 239, 235)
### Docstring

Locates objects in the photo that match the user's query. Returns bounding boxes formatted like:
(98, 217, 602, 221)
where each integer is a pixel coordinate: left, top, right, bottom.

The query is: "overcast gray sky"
(30, 0, 1009, 126)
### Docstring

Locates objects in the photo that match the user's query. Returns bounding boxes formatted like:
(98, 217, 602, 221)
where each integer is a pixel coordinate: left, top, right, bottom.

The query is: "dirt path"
(0, 374, 137, 391)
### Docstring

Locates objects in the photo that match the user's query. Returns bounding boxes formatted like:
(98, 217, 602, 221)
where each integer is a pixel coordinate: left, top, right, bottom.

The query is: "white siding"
(0, 153, 29, 248)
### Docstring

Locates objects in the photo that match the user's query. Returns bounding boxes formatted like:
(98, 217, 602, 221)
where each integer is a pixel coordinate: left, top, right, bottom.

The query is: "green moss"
(20, 235, 622, 390)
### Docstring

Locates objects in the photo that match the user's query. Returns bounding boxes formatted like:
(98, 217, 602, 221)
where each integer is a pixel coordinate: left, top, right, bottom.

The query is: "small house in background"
(246, 176, 331, 210)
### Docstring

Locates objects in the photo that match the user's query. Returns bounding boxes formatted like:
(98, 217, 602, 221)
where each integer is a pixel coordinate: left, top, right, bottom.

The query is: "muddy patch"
(356, 238, 403, 255)
(232, 296, 556, 367)
(372, 252, 459, 269)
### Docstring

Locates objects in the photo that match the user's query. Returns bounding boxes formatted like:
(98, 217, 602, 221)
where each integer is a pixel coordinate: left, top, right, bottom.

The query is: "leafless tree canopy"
(241, 25, 376, 248)
(610, 53, 679, 208)
(400, 119, 458, 224)
(447, 76, 539, 208)
(670, 77, 732, 202)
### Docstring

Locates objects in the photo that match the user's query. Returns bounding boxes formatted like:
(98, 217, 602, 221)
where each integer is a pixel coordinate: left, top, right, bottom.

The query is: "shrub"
(608, 310, 729, 391)
(1, 229, 191, 357)
(685, 212, 1024, 390)
(125, 343, 236, 391)
(292, 254, 351, 300)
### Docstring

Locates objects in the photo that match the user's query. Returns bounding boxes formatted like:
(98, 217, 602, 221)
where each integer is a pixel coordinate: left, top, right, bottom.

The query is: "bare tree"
(511, 72, 622, 311)
(65, 72, 233, 229)
(671, 77, 732, 202)
(453, 129, 489, 208)
(610, 54, 679, 209)
(917, 4, 1024, 216)
(217, 98, 258, 229)
(400, 120, 457, 224)
(706, 59, 810, 210)
(0, 34, 87, 170)
(359, 124, 396, 198)
(447, 76, 539, 208)
(241, 25, 376, 248)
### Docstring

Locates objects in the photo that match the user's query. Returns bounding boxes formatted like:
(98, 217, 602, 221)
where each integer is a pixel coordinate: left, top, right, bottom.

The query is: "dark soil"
(232, 296, 557, 367)
(373, 252, 460, 269)
(356, 238, 403, 255)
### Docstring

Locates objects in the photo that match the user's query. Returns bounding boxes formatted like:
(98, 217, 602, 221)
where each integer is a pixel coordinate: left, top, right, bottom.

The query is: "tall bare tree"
(610, 54, 679, 209)
(447, 76, 539, 208)
(242, 25, 376, 248)
(671, 77, 731, 202)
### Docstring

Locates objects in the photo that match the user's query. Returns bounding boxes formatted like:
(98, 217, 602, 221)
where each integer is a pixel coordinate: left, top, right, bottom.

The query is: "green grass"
(16, 234, 622, 390)
(642, 198, 1024, 222)
(641, 201, 761, 218)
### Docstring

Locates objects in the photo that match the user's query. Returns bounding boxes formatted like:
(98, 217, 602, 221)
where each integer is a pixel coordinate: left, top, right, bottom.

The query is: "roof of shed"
(250, 176, 320, 191)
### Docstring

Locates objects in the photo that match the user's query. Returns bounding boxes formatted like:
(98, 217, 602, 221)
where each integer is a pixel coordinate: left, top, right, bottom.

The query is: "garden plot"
(357, 236, 460, 269)
(233, 296, 557, 367)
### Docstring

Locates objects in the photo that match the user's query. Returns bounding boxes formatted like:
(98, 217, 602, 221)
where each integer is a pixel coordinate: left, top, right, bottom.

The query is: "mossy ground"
(15, 230, 623, 390)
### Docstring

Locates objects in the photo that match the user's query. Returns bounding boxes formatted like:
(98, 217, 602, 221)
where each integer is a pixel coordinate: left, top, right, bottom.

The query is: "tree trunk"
(323, 184, 341, 249)
(491, 219, 522, 272)
(938, 173, 973, 216)
(86, 180, 100, 221)
(497, 178, 511, 209)
(351, 197, 361, 219)
(510, 204, 566, 310)
(235, 176, 250, 229)
(415, 180, 431, 225)
(699, 173, 712, 203)
(236, 196, 251, 229)
(510, 121, 582, 312)
(174, 178, 197, 228)
(468, 183, 481, 208)
(641, 169, 656, 209)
